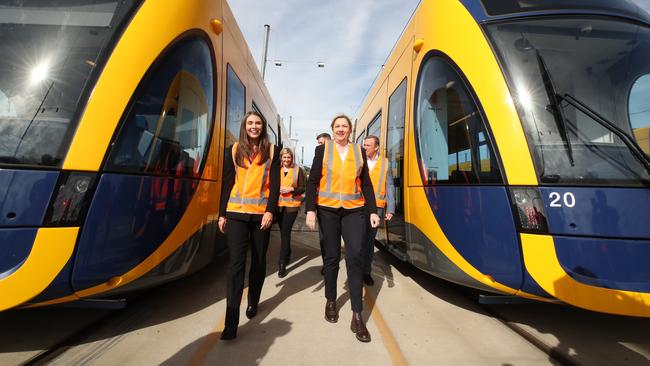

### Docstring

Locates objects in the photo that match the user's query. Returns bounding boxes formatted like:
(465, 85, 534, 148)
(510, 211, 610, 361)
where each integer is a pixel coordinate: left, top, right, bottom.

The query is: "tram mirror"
(515, 37, 533, 52)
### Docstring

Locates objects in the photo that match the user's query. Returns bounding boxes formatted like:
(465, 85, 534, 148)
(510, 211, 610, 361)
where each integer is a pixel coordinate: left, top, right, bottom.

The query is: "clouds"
(229, 0, 419, 165)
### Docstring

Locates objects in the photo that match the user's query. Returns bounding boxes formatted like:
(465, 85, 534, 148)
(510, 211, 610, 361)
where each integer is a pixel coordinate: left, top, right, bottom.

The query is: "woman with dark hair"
(218, 111, 280, 340)
(305, 113, 380, 343)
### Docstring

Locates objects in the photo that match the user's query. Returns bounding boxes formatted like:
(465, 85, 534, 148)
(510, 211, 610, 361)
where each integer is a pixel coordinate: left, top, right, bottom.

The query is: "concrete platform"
(1, 225, 648, 365)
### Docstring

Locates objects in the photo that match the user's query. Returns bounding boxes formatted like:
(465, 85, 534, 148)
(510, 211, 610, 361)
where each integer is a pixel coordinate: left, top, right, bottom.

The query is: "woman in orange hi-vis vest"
(276, 147, 305, 278)
(218, 111, 280, 340)
(305, 114, 380, 343)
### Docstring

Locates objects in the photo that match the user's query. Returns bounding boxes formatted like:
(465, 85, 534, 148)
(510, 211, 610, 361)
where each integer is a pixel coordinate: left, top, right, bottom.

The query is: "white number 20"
(549, 192, 576, 208)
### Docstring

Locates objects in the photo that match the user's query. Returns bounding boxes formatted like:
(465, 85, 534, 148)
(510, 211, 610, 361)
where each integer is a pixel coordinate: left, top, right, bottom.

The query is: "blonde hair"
(279, 148, 294, 165)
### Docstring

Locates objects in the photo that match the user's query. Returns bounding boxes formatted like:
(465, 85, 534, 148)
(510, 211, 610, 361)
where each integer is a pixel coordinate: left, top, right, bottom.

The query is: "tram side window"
(629, 74, 650, 155)
(105, 37, 214, 178)
(415, 56, 502, 185)
(387, 79, 406, 211)
(368, 112, 381, 139)
(252, 101, 276, 145)
(356, 129, 366, 145)
(226, 65, 245, 146)
(268, 125, 277, 145)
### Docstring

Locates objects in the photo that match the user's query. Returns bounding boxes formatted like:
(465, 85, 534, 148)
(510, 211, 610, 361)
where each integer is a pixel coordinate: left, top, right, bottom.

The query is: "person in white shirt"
(361, 135, 395, 286)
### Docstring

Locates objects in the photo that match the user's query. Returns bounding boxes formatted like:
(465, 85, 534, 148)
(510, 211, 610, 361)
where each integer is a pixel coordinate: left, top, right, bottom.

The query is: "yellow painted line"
(364, 287, 409, 366)
(188, 288, 248, 366)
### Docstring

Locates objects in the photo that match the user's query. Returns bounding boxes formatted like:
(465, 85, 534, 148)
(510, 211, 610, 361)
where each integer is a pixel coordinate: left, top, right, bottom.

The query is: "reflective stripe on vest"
(226, 142, 274, 214)
(279, 164, 303, 207)
(317, 141, 365, 209)
(369, 156, 388, 209)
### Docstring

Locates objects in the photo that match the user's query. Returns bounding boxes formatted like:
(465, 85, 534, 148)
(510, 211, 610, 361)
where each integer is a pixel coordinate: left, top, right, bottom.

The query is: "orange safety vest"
(226, 142, 274, 214)
(368, 155, 389, 209)
(278, 165, 303, 208)
(317, 141, 365, 209)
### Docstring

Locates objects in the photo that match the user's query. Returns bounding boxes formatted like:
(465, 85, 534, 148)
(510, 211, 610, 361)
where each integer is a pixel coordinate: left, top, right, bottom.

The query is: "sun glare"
(30, 61, 50, 84)
(517, 87, 534, 111)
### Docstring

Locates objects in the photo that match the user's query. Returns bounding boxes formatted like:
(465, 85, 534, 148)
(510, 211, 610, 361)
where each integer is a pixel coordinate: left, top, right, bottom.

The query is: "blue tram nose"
(0, 169, 59, 277)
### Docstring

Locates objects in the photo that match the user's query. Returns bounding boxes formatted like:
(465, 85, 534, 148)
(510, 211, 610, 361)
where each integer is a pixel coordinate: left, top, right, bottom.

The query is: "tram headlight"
(508, 187, 549, 233)
(44, 172, 97, 227)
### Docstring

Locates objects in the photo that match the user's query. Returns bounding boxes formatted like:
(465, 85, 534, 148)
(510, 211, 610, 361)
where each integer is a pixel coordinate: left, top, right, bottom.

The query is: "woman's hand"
(370, 213, 380, 228)
(306, 211, 317, 230)
(218, 216, 227, 233)
(279, 186, 294, 194)
(260, 212, 273, 230)
(385, 213, 393, 221)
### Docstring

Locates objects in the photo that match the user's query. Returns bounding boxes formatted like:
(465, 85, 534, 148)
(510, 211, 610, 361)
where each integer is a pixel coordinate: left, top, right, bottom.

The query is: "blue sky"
(229, 0, 420, 166)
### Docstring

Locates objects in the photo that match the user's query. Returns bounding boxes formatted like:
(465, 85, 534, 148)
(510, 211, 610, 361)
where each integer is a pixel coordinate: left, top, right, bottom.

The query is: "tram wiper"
(557, 93, 650, 175)
(534, 50, 575, 166)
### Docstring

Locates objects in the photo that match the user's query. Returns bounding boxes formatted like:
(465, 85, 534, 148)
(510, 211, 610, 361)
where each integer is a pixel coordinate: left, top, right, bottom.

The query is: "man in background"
(362, 135, 395, 286)
(315, 133, 331, 275)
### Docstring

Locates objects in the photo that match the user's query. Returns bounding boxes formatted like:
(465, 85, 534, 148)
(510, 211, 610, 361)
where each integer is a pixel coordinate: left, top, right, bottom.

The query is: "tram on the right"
(354, 0, 650, 317)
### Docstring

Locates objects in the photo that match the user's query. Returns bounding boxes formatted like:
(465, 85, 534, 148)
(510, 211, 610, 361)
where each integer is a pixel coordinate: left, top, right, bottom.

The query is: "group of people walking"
(218, 111, 395, 343)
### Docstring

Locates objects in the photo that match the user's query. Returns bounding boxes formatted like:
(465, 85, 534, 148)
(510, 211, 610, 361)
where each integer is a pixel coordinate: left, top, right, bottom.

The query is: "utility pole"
(301, 146, 304, 165)
(288, 116, 292, 137)
(261, 24, 271, 80)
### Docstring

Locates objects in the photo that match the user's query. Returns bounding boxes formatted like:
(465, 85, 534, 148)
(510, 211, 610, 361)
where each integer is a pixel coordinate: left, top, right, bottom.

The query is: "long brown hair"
(235, 111, 270, 167)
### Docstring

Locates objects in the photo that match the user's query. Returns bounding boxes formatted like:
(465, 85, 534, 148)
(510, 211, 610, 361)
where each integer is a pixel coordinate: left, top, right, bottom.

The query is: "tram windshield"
(0, 0, 139, 168)
(486, 17, 650, 186)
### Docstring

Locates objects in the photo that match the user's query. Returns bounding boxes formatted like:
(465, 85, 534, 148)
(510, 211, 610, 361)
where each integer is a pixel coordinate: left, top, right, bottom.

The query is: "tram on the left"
(0, 0, 284, 311)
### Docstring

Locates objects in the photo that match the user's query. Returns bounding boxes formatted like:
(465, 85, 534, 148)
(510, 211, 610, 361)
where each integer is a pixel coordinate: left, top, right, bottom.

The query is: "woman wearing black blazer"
(305, 114, 379, 343)
(218, 111, 280, 340)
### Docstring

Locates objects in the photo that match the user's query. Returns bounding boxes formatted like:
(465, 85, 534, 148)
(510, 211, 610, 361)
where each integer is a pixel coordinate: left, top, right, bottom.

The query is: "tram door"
(383, 77, 408, 255)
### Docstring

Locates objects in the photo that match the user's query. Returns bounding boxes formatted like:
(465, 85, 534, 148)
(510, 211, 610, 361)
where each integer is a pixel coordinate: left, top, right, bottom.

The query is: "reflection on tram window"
(629, 74, 650, 155)
(486, 17, 650, 185)
(387, 79, 406, 215)
(415, 57, 502, 185)
(355, 129, 366, 145)
(106, 37, 214, 178)
(368, 112, 381, 140)
(0, 1, 139, 167)
(226, 65, 245, 146)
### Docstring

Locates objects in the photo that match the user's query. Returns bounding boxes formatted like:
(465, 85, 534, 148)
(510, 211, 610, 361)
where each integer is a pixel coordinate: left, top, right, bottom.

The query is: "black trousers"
(318, 220, 326, 260)
(225, 217, 270, 326)
(363, 207, 384, 275)
(317, 207, 366, 312)
(277, 208, 298, 265)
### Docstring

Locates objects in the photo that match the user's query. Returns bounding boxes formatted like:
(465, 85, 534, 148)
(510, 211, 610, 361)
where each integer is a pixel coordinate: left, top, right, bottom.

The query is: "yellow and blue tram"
(0, 0, 285, 311)
(355, 0, 650, 317)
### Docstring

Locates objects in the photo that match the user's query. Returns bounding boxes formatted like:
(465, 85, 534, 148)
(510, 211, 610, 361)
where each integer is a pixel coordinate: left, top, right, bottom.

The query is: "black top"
(305, 143, 377, 213)
(220, 144, 281, 221)
(284, 166, 306, 197)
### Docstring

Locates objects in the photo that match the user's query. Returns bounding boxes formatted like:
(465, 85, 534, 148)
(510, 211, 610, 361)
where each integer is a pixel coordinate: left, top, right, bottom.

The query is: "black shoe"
(350, 312, 371, 342)
(320, 266, 325, 276)
(245, 304, 257, 319)
(221, 326, 237, 340)
(278, 263, 287, 278)
(363, 274, 374, 286)
(325, 300, 338, 323)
